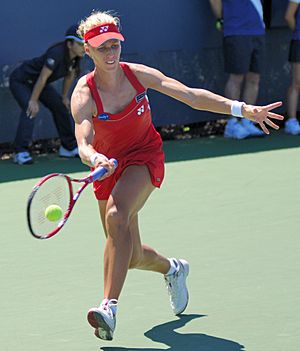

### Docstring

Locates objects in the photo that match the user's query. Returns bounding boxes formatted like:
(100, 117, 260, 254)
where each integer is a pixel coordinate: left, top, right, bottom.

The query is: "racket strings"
(28, 175, 71, 238)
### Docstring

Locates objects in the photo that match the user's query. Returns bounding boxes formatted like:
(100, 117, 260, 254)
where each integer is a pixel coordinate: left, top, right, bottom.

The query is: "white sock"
(165, 258, 179, 276)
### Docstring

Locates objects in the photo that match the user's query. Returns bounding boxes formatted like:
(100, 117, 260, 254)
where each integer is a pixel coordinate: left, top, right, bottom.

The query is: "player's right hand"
(93, 155, 117, 179)
(26, 100, 39, 118)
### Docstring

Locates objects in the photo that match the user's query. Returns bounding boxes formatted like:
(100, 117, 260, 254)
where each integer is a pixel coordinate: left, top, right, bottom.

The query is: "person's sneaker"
(241, 119, 264, 137)
(87, 299, 117, 341)
(285, 118, 300, 135)
(13, 151, 33, 165)
(59, 145, 79, 158)
(164, 259, 189, 315)
(224, 118, 250, 139)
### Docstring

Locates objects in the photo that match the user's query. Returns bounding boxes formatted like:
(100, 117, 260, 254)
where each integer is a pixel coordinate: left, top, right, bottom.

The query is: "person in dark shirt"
(9, 24, 85, 164)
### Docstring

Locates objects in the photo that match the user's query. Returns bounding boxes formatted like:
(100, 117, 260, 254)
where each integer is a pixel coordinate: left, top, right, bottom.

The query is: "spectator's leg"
(225, 73, 244, 100)
(9, 79, 34, 153)
(243, 72, 260, 105)
(287, 63, 300, 118)
(40, 85, 77, 151)
(285, 62, 300, 135)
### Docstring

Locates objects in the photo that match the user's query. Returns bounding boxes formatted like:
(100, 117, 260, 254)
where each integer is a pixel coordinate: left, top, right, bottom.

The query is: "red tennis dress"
(86, 62, 165, 200)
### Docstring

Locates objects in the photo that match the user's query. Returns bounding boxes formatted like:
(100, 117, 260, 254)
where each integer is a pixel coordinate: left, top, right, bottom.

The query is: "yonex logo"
(100, 26, 109, 33)
(97, 113, 110, 120)
(135, 92, 146, 103)
(137, 105, 144, 116)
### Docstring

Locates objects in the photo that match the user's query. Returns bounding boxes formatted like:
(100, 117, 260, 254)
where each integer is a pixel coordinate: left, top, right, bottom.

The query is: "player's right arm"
(70, 77, 114, 174)
(285, 1, 299, 31)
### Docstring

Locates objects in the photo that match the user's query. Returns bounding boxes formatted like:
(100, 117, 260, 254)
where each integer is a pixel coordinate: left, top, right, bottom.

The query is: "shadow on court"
(1, 130, 299, 183)
(101, 314, 245, 351)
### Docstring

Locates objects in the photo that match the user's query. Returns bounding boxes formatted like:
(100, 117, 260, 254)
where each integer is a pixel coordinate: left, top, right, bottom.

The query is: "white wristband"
(231, 100, 245, 118)
(90, 152, 105, 166)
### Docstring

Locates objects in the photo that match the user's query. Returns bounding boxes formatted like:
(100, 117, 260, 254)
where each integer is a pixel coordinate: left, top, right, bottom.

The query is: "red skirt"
(93, 148, 165, 200)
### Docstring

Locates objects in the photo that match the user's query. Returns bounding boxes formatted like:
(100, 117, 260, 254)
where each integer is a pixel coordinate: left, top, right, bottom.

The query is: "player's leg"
(88, 165, 156, 340)
(127, 214, 169, 273)
(285, 40, 300, 135)
(103, 164, 158, 299)
(127, 212, 189, 317)
(88, 165, 189, 340)
(98, 201, 170, 273)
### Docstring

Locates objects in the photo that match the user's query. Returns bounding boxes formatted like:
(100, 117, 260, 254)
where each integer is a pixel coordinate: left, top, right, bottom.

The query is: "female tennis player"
(71, 11, 284, 341)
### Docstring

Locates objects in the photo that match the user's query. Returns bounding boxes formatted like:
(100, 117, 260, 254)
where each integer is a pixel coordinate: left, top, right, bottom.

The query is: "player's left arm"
(133, 64, 283, 134)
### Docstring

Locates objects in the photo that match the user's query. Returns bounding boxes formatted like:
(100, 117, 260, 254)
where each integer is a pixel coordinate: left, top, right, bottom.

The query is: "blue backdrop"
(0, 0, 290, 143)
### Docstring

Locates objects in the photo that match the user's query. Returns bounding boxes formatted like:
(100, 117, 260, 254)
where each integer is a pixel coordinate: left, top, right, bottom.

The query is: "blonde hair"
(77, 10, 120, 39)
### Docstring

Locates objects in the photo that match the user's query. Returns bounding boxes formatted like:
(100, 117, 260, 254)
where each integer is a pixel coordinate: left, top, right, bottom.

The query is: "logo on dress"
(137, 105, 144, 116)
(100, 26, 109, 33)
(135, 92, 146, 103)
(97, 113, 110, 120)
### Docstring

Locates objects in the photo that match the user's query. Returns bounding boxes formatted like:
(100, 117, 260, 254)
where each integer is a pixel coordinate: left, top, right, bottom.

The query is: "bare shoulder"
(72, 75, 91, 101)
(125, 62, 164, 89)
(71, 75, 95, 122)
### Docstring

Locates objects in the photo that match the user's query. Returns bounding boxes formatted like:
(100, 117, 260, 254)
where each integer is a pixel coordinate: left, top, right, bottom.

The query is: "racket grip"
(89, 158, 118, 182)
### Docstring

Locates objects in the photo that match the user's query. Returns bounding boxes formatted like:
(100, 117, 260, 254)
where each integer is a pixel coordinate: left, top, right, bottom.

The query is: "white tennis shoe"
(87, 298, 117, 341)
(164, 258, 189, 315)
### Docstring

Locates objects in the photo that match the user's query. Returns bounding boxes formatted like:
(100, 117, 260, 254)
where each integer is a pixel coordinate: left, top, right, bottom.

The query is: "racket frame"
(27, 160, 117, 239)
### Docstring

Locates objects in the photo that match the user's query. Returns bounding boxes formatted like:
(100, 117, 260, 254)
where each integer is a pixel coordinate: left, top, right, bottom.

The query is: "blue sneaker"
(224, 118, 250, 139)
(13, 151, 33, 165)
(285, 118, 300, 135)
(241, 119, 264, 137)
(59, 146, 79, 158)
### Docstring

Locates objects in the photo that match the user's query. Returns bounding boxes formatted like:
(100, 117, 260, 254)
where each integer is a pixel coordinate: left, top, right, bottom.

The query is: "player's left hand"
(243, 101, 284, 134)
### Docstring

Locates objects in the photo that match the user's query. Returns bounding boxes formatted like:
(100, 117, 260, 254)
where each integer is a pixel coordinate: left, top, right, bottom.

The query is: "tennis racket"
(27, 159, 117, 240)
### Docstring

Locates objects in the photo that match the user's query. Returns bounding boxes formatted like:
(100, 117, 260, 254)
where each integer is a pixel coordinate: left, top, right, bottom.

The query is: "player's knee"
(106, 207, 130, 235)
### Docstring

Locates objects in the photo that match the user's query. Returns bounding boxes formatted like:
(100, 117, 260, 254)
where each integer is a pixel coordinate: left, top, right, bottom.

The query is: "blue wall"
(0, 0, 291, 143)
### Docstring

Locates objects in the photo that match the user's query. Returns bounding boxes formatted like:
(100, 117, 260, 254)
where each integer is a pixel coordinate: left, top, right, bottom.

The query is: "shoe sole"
(175, 259, 190, 316)
(87, 309, 113, 341)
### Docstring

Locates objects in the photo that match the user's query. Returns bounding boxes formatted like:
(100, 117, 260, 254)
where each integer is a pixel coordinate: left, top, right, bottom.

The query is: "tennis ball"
(45, 205, 63, 222)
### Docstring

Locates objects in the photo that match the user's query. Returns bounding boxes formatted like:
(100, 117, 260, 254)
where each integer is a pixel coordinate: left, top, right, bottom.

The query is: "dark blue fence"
(0, 0, 290, 143)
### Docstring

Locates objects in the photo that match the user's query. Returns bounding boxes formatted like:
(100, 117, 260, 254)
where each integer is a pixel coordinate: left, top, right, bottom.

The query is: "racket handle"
(89, 158, 118, 182)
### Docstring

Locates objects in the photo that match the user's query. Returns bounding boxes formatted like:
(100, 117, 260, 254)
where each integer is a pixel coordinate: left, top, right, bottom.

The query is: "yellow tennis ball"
(45, 205, 63, 222)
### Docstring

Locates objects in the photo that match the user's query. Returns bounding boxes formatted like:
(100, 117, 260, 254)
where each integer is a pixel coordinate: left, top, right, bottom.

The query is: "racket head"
(27, 174, 73, 239)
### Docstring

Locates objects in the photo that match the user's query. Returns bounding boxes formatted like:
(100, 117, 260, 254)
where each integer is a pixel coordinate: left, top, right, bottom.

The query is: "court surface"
(1, 131, 300, 351)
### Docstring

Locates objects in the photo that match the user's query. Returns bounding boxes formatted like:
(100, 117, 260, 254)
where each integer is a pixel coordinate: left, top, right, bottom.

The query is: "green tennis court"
(1, 131, 300, 351)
